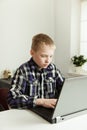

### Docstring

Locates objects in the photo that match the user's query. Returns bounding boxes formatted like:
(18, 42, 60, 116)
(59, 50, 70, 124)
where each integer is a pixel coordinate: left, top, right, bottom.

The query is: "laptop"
(30, 76, 87, 123)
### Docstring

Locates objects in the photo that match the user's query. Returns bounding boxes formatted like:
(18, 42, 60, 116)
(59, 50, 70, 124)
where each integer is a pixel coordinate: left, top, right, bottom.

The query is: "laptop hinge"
(55, 116, 62, 123)
(55, 109, 87, 123)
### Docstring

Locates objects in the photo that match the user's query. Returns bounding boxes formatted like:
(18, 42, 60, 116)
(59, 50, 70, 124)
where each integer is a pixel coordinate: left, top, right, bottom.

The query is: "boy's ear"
(30, 49, 34, 56)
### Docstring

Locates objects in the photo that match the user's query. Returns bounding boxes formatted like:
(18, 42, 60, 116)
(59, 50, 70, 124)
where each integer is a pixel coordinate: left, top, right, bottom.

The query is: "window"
(80, 0, 87, 70)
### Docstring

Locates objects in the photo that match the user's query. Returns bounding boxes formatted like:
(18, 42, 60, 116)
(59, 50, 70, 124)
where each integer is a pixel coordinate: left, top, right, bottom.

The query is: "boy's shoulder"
(19, 60, 30, 68)
(17, 58, 37, 71)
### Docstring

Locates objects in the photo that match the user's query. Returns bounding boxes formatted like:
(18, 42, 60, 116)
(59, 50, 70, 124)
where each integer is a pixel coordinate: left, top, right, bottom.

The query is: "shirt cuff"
(33, 96, 38, 107)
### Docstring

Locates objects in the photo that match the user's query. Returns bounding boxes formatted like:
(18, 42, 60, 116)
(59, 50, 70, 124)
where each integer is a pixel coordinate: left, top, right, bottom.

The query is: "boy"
(7, 33, 64, 109)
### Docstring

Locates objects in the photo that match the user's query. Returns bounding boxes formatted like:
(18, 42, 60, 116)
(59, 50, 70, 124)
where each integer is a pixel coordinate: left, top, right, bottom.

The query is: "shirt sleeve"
(7, 68, 36, 109)
(55, 68, 65, 98)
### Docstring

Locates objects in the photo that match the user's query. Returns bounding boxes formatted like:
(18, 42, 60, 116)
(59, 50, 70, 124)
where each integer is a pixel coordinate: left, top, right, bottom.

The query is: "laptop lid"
(52, 76, 87, 121)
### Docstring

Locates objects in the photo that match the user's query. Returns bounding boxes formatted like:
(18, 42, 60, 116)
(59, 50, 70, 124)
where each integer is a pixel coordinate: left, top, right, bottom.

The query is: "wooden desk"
(0, 109, 87, 130)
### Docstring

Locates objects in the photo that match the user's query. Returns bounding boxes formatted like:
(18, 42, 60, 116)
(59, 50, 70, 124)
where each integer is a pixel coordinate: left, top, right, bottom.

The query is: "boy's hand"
(35, 98, 57, 108)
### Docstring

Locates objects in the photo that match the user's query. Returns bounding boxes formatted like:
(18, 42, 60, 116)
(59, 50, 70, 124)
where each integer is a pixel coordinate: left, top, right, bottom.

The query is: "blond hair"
(31, 33, 56, 51)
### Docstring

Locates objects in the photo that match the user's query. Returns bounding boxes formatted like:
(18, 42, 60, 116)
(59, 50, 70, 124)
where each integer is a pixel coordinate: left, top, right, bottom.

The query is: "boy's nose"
(45, 57, 50, 63)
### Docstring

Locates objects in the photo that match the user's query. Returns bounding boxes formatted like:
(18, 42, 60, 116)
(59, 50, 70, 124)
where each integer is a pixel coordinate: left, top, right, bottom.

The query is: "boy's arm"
(7, 69, 36, 109)
(55, 69, 65, 98)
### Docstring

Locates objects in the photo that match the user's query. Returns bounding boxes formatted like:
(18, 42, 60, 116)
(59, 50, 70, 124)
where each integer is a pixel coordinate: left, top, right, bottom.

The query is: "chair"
(0, 88, 9, 111)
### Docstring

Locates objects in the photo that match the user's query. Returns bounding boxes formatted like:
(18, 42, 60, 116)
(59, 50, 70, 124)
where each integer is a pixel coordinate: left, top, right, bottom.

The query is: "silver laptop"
(30, 76, 87, 123)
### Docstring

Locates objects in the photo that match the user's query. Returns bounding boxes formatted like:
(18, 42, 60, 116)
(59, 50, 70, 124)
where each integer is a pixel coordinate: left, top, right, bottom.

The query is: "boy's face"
(30, 45, 55, 69)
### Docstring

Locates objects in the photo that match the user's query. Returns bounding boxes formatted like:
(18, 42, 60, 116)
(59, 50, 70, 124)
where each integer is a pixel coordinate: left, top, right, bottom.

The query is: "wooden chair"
(0, 88, 9, 111)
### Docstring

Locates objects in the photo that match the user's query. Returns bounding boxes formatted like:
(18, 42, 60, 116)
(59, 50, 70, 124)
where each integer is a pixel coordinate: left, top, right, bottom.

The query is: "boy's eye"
(41, 55, 53, 58)
(50, 55, 53, 58)
(41, 55, 46, 57)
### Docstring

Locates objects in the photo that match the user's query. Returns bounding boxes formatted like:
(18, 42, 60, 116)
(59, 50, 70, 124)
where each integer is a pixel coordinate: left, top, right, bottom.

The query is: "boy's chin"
(43, 65, 49, 68)
(39, 64, 50, 69)
(39, 66, 48, 69)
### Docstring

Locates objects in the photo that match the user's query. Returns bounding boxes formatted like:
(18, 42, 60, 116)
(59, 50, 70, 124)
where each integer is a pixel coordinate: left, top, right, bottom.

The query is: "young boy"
(7, 33, 64, 109)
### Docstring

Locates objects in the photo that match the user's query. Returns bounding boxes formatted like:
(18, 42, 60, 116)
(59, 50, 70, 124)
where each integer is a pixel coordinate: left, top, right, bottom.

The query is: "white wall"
(70, 0, 81, 72)
(55, 0, 71, 74)
(0, 0, 81, 77)
(0, 0, 55, 77)
(55, 0, 81, 74)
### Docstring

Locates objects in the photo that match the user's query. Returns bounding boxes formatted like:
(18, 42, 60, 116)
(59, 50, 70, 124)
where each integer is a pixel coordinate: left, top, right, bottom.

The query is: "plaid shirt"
(7, 58, 64, 109)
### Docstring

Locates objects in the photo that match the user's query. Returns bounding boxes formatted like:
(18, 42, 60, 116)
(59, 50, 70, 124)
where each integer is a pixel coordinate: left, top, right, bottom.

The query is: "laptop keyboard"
(30, 106, 54, 120)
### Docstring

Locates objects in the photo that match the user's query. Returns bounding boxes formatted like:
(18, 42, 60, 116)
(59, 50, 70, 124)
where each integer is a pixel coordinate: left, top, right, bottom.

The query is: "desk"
(0, 109, 87, 130)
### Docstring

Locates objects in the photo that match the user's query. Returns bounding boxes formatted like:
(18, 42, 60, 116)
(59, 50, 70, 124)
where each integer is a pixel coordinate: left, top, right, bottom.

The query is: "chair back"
(0, 88, 9, 111)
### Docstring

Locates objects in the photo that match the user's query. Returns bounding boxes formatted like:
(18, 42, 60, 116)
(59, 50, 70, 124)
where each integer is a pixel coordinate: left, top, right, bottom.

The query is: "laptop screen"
(53, 76, 87, 119)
